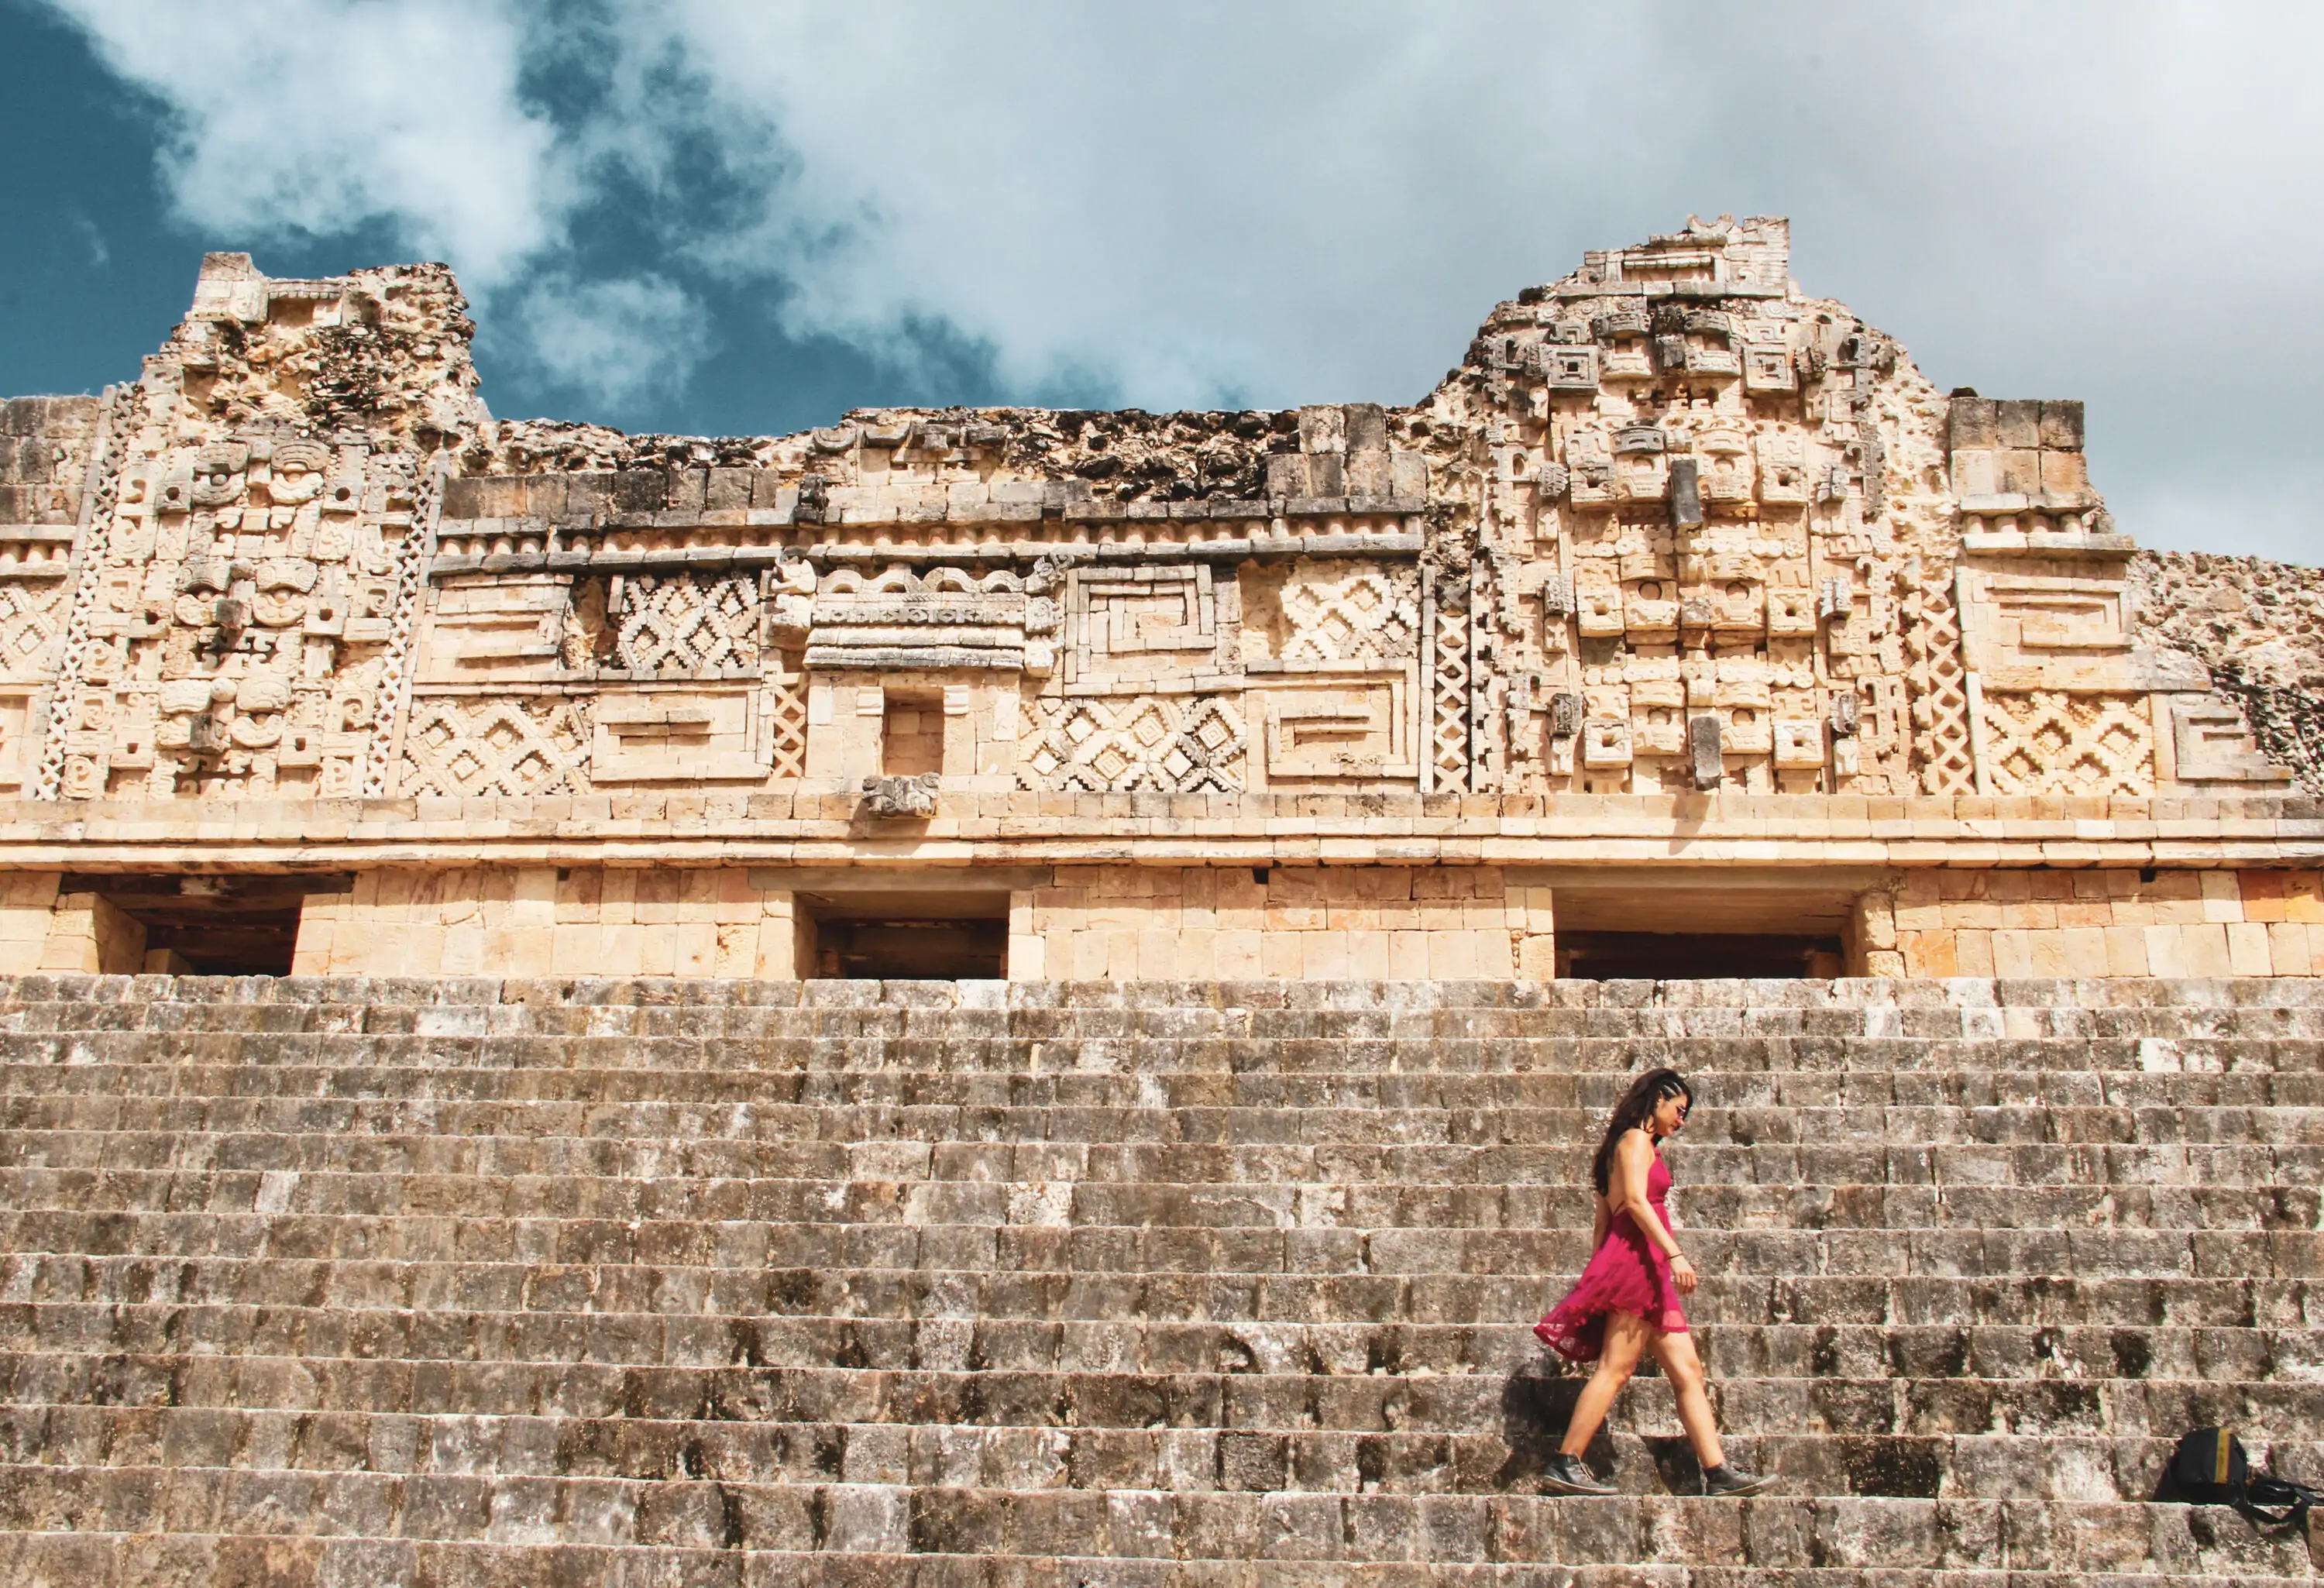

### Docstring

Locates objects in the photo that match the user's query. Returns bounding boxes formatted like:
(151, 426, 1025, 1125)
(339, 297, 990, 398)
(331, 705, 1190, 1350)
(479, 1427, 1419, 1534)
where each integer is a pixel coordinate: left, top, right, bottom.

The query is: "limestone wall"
(0, 854, 2318, 980)
(1021, 865, 1556, 981)
(1885, 868, 2324, 978)
(290, 867, 798, 978)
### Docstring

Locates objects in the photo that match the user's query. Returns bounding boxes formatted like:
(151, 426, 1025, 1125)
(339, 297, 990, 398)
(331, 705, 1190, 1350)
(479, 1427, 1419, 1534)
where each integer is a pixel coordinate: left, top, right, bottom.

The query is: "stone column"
(0, 874, 64, 973)
(1008, 890, 1044, 981)
(1516, 883, 1557, 981)
(43, 888, 145, 974)
(1849, 886, 1904, 978)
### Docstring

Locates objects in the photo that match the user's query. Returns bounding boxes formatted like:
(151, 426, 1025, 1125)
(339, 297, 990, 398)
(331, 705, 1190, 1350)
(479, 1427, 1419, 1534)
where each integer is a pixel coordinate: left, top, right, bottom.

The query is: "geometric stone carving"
(1069, 565, 1219, 682)
(1427, 581, 1472, 793)
(1903, 567, 1978, 796)
(1279, 560, 1418, 663)
(2169, 696, 2291, 784)
(0, 577, 68, 676)
(767, 662, 809, 781)
(1019, 695, 1246, 793)
(806, 566, 1030, 672)
(397, 695, 592, 798)
(614, 572, 759, 675)
(1772, 718, 1824, 770)
(4, 225, 2297, 852)
(590, 689, 764, 783)
(418, 575, 566, 682)
(1582, 717, 1633, 768)
(1958, 568, 2139, 690)
(1981, 689, 2154, 797)
(1257, 671, 1418, 785)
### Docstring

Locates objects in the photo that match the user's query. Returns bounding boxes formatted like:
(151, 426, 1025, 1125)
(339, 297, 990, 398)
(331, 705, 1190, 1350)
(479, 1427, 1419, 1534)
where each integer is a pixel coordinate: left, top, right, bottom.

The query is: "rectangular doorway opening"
(796, 889, 1009, 979)
(1558, 930, 1843, 979)
(63, 872, 353, 977)
(1544, 871, 1858, 980)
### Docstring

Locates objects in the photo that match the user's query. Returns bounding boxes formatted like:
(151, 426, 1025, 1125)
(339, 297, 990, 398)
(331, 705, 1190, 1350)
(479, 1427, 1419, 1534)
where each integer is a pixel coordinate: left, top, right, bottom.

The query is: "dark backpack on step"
(2168, 1428, 2321, 1525)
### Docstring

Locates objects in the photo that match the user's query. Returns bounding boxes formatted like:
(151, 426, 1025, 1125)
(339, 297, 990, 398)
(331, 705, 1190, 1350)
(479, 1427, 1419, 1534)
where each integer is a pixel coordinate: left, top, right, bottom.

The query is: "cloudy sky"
(2, 1, 2318, 562)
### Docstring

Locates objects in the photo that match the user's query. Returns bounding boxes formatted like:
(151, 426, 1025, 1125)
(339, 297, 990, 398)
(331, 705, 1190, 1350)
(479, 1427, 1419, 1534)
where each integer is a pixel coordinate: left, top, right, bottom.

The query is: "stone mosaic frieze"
(0, 220, 2305, 813)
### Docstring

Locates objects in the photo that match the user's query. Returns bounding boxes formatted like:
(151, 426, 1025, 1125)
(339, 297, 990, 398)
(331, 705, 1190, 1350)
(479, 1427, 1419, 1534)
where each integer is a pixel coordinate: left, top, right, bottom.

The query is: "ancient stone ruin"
(1, 215, 2320, 982)
(0, 219, 2315, 1582)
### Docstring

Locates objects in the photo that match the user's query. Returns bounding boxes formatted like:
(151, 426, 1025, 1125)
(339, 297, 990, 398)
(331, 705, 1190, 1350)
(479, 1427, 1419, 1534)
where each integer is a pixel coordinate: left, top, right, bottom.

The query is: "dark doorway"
(794, 889, 1009, 979)
(1542, 871, 1862, 980)
(62, 872, 352, 976)
(1556, 930, 1843, 980)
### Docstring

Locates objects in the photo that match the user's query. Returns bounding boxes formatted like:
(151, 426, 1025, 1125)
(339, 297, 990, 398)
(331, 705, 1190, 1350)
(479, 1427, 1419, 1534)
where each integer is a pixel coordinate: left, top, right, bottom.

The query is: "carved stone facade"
(0, 222, 2317, 979)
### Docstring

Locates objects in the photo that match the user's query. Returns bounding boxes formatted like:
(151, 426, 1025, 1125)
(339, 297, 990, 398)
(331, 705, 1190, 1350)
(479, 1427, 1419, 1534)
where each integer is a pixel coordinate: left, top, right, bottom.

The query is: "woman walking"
(1534, 1067, 1773, 1497)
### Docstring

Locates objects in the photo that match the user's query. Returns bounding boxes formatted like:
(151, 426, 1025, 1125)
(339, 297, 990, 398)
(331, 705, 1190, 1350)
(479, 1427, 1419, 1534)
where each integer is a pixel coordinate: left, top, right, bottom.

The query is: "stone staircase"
(0, 974, 2315, 1586)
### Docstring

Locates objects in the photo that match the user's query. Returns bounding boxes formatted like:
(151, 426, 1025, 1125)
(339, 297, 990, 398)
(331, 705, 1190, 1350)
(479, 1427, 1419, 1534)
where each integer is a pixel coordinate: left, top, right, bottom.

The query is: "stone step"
(7, 985, 2322, 1022)
(13, 970, 2323, 1008)
(0, 1469, 2313, 1576)
(2, 1402, 2318, 1505)
(7, 1212, 2315, 1280)
(10, 1255, 2308, 1329)
(0, 1532, 2312, 1588)
(11, 1063, 2324, 1116)
(9, 1090, 2324, 1155)
(8, 1018, 2318, 1054)
(5, 985, 2323, 1030)
(3, 1165, 2315, 1232)
(5, 1301, 2315, 1383)
(10, 1129, 2324, 1193)
(3, 1351, 2315, 1441)
(0, 980, 2316, 1581)
(7, 1024, 2320, 1057)
(10, 1016, 2324, 1053)
(8, 1030, 2324, 1073)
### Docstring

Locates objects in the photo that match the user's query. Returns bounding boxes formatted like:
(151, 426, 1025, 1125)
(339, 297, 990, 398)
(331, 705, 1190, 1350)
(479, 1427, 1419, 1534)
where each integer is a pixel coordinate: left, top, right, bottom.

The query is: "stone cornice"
(0, 791, 2312, 872)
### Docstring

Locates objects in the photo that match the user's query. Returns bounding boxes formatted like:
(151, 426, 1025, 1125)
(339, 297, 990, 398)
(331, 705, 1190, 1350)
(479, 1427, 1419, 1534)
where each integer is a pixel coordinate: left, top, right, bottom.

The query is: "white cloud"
(40, 0, 2324, 562)
(51, 0, 563, 287)
(504, 273, 710, 412)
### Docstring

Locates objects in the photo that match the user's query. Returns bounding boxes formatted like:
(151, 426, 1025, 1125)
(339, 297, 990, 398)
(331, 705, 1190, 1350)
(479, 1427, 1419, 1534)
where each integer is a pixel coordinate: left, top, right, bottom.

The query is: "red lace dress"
(1534, 1147, 1690, 1362)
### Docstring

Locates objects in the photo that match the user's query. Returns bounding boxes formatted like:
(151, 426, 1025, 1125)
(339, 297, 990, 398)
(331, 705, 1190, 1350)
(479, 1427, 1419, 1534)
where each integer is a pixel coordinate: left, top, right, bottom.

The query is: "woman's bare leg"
(1648, 1329, 1726, 1472)
(1559, 1311, 1652, 1458)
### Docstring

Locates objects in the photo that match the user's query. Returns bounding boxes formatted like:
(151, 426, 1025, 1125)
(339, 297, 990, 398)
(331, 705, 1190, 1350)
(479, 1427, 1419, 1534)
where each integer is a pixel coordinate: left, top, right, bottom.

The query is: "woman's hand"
(1669, 1253, 1698, 1294)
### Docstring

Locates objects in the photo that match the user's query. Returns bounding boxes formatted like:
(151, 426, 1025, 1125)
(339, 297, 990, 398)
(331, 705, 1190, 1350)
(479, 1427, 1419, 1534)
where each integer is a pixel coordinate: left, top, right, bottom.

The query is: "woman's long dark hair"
(1590, 1068, 1693, 1194)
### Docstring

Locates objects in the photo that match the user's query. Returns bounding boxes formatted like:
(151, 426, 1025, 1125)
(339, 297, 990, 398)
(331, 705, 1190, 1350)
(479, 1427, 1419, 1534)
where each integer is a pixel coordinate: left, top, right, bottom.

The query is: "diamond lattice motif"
(1017, 696, 1248, 793)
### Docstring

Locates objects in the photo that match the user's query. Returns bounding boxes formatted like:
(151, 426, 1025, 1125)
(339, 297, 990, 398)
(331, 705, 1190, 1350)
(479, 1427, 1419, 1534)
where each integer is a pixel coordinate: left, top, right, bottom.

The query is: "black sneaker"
(1541, 1453, 1616, 1496)
(1702, 1463, 1776, 1497)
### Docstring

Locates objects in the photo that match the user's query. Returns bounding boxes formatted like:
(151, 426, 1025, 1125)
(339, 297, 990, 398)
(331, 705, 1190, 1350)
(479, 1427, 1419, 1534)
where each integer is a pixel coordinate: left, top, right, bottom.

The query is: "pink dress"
(1534, 1148, 1690, 1361)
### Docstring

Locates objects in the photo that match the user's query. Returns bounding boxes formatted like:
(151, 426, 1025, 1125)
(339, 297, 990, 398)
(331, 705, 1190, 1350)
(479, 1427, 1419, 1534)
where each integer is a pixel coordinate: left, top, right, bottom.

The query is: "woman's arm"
(1611, 1129, 1697, 1291)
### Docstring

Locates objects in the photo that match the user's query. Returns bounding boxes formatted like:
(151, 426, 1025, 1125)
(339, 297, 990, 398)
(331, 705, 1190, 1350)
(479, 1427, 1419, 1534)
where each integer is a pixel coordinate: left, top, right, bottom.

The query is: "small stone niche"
(882, 691, 946, 777)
